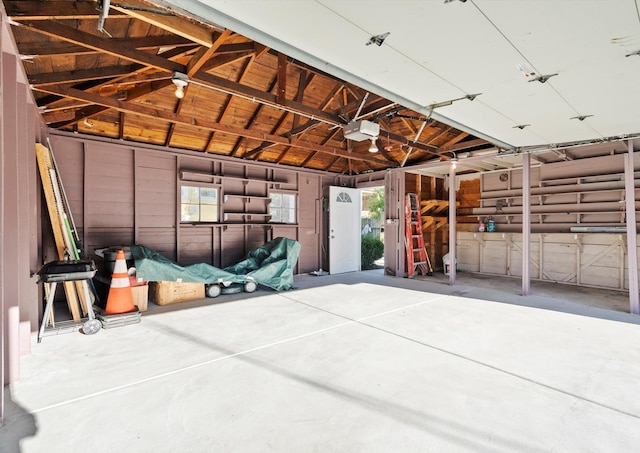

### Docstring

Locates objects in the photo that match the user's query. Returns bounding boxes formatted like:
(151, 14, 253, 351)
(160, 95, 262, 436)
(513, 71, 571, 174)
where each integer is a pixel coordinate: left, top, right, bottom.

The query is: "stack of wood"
(36, 142, 90, 325)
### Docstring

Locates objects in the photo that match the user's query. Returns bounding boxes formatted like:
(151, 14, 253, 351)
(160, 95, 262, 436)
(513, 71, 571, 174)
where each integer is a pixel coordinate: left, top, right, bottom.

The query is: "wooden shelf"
(480, 188, 634, 202)
(477, 211, 629, 220)
(222, 192, 274, 221)
(421, 216, 448, 230)
(180, 222, 298, 228)
(480, 189, 624, 201)
(180, 170, 291, 187)
(475, 162, 640, 233)
(418, 199, 457, 231)
(420, 199, 449, 215)
(223, 194, 271, 202)
(223, 212, 272, 222)
(538, 171, 637, 186)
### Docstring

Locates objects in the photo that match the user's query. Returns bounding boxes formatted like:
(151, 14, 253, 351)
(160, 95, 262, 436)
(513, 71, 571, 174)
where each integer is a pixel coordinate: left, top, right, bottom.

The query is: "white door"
(329, 186, 361, 274)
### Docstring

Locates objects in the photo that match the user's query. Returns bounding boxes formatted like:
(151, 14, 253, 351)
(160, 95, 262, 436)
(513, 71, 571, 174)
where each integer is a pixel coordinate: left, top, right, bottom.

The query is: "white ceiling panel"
(161, 0, 640, 150)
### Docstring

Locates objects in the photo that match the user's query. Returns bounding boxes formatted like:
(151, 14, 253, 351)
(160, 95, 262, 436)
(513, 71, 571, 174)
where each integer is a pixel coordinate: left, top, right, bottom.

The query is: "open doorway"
(360, 187, 385, 270)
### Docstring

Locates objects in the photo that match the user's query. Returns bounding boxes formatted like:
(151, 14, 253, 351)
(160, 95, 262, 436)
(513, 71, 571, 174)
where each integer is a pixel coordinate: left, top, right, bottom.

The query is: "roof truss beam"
(5, 1, 128, 20)
(36, 84, 388, 165)
(109, 0, 216, 47)
(21, 20, 185, 73)
(16, 35, 195, 57)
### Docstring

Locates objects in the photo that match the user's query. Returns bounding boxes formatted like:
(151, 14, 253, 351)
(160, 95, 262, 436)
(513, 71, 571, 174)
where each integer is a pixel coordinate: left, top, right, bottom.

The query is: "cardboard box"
(150, 281, 205, 306)
(131, 284, 149, 312)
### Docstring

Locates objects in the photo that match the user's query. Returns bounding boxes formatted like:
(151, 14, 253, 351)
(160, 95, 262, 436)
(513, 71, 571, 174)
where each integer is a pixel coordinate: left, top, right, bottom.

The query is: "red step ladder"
(405, 193, 433, 277)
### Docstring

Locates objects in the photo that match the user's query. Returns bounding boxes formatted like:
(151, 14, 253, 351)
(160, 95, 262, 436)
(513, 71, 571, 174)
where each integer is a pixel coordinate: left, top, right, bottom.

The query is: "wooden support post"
(506, 234, 512, 277)
(477, 234, 484, 273)
(430, 176, 437, 272)
(522, 152, 531, 295)
(539, 234, 544, 280)
(619, 236, 626, 291)
(385, 170, 405, 277)
(624, 142, 639, 314)
(575, 234, 583, 285)
(449, 162, 457, 285)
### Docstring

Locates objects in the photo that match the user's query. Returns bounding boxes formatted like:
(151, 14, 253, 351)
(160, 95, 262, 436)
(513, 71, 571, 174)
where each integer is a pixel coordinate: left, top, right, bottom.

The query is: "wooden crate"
(150, 281, 205, 306)
(131, 284, 149, 312)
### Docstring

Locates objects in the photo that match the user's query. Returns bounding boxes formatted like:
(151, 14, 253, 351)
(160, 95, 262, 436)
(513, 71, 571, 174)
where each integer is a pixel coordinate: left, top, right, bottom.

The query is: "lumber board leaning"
(35, 143, 82, 321)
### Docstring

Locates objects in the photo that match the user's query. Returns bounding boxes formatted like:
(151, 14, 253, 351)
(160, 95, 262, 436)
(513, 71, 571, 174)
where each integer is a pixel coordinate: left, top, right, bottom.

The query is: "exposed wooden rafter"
(9, 0, 496, 173)
(5, 1, 128, 20)
(109, 0, 217, 47)
(36, 84, 389, 165)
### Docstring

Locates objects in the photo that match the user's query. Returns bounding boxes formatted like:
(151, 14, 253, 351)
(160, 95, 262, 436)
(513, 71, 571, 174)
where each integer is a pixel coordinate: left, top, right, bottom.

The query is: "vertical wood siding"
(1, 24, 42, 396)
(50, 133, 323, 277)
(297, 174, 321, 272)
(475, 153, 639, 232)
(457, 232, 635, 291)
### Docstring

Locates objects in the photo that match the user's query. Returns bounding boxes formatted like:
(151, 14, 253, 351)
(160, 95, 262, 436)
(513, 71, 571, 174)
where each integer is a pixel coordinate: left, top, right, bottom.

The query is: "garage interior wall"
(46, 131, 328, 277)
(4, 2, 640, 422)
(1, 11, 43, 418)
(455, 148, 640, 292)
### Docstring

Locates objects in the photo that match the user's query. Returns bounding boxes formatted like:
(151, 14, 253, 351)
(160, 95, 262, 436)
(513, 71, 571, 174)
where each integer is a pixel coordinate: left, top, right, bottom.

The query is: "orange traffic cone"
(104, 249, 136, 314)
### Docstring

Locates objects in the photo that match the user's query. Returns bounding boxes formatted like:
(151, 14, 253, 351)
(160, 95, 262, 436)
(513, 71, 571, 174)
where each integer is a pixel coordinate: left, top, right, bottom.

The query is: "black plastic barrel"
(102, 246, 134, 275)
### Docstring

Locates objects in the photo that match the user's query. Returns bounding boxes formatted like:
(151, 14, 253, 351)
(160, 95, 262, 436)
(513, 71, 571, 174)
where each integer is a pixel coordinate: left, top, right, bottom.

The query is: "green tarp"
(130, 237, 301, 291)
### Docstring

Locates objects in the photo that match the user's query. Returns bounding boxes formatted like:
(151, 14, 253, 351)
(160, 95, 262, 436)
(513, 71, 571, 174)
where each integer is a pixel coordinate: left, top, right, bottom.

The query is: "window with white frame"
(180, 185, 219, 222)
(269, 192, 296, 223)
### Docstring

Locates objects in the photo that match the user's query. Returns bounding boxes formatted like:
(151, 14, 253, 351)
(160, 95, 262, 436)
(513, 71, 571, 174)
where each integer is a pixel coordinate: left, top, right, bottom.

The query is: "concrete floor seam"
(18, 320, 352, 416)
(16, 295, 446, 417)
(284, 295, 640, 421)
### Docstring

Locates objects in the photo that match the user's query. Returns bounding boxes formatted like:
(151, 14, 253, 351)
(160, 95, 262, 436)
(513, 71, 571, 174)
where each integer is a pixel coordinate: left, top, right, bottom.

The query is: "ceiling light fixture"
(384, 134, 393, 152)
(368, 138, 378, 153)
(450, 155, 457, 169)
(171, 71, 189, 99)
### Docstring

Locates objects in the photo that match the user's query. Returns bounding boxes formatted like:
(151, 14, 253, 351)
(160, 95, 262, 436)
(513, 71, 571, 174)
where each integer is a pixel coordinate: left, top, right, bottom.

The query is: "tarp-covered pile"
(130, 237, 301, 291)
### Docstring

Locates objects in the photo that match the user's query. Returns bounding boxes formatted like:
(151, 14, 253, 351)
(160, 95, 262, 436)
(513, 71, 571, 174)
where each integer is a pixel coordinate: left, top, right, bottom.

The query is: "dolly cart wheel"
(206, 284, 221, 298)
(244, 281, 257, 293)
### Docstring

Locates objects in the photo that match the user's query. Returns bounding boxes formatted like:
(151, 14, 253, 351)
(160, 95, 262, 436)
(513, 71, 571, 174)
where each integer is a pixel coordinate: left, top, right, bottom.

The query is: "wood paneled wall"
(457, 232, 636, 291)
(1, 13, 43, 399)
(48, 133, 323, 275)
(473, 153, 640, 233)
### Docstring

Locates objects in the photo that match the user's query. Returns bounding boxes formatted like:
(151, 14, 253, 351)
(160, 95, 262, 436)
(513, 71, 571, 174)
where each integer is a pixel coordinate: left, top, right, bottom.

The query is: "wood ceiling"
(6, 0, 495, 174)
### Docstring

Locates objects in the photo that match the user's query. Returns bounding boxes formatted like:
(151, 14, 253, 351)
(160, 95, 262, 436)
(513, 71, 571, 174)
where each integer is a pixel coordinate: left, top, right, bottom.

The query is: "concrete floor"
(3, 270, 640, 452)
